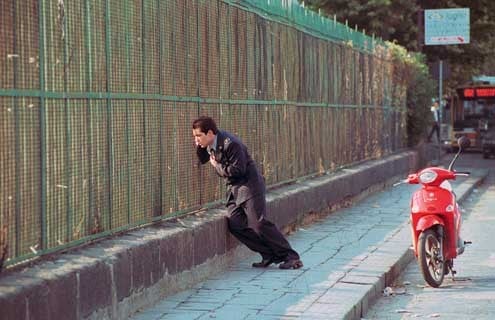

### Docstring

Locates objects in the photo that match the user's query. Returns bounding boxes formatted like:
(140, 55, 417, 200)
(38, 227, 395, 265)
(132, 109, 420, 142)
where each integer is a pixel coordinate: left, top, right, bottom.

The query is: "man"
(192, 116, 303, 269)
(427, 100, 441, 143)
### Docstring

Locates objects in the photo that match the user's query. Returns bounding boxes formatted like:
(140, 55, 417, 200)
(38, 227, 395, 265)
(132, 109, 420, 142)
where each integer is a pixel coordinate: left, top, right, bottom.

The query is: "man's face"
(192, 128, 215, 148)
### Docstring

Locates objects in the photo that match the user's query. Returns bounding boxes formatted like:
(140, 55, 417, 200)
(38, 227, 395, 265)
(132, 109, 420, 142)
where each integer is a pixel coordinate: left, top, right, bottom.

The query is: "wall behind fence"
(0, 0, 408, 269)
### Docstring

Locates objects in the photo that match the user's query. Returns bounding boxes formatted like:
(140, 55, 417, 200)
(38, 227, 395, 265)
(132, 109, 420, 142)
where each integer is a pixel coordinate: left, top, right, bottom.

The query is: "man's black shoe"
(252, 257, 283, 268)
(279, 259, 303, 270)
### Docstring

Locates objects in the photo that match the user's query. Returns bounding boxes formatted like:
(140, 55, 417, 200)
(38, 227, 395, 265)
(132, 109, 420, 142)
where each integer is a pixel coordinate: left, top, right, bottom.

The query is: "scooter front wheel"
(418, 229, 445, 287)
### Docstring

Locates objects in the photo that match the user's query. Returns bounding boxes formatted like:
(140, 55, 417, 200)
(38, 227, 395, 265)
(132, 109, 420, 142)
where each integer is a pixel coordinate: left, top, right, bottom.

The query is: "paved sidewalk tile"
(130, 183, 415, 320)
(130, 170, 485, 320)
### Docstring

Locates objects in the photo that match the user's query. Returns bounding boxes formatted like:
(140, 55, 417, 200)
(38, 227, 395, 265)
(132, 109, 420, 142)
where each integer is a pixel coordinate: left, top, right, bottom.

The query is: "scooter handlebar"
(393, 179, 408, 187)
(454, 171, 470, 176)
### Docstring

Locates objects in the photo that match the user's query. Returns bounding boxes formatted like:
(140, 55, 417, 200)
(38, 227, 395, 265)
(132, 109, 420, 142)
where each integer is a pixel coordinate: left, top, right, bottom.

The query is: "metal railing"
(0, 0, 408, 269)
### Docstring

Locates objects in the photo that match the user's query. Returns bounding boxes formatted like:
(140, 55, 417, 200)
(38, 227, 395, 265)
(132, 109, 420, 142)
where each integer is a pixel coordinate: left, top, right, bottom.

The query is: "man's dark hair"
(192, 116, 219, 134)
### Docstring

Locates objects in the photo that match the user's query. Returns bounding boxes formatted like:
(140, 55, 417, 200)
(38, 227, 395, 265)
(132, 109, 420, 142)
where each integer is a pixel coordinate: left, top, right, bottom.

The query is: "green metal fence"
(0, 0, 408, 269)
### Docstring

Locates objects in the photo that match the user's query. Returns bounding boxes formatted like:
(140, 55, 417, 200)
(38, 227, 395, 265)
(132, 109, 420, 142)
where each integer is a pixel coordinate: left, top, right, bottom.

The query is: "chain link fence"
(0, 0, 408, 269)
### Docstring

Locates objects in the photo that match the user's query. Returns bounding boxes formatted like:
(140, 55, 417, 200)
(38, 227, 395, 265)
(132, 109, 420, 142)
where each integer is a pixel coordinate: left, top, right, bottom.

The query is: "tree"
(305, 0, 420, 50)
(303, 0, 495, 91)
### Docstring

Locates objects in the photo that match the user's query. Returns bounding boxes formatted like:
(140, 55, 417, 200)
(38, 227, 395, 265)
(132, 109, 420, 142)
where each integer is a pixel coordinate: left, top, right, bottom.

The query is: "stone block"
(158, 232, 178, 276)
(78, 260, 112, 319)
(29, 264, 78, 320)
(0, 275, 41, 320)
(130, 239, 160, 291)
(111, 248, 132, 301)
(193, 220, 216, 265)
(175, 228, 194, 272)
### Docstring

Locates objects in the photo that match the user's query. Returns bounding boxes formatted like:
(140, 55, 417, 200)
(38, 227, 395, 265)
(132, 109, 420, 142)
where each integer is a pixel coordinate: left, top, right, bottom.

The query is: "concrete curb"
(0, 150, 426, 320)
(340, 169, 489, 320)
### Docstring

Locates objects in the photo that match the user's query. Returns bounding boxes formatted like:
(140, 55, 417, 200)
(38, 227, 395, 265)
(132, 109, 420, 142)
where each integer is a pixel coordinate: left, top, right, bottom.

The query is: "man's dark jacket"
(196, 130, 265, 205)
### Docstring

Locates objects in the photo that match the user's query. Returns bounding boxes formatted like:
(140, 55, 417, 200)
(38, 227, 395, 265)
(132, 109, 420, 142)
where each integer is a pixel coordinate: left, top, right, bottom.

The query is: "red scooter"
(397, 137, 471, 287)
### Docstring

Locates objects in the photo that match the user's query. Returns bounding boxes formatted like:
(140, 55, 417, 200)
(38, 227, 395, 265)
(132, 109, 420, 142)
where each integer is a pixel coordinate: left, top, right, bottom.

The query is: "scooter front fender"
(411, 215, 445, 256)
(415, 215, 444, 232)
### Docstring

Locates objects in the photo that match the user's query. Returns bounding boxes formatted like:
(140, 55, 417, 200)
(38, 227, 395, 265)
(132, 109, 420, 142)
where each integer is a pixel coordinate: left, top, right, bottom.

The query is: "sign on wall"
(425, 8, 470, 45)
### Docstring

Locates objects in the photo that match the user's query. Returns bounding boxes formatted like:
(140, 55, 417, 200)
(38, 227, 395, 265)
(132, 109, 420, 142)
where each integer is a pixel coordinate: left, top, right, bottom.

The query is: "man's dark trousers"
(226, 192, 299, 261)
(428, 122, 440, 142)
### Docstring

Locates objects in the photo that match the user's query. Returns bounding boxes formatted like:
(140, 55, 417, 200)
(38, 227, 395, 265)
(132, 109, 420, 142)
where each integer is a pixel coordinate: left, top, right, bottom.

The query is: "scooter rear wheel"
(418, 229, 445, 288)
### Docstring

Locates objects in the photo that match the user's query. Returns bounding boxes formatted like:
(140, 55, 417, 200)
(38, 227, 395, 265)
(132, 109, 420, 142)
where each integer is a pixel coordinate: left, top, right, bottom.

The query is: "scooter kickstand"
(451, 268, 457, 281)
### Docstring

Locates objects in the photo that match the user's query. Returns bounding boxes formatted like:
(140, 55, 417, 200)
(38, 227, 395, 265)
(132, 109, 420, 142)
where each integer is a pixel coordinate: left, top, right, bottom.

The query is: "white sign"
(425, 8, 470, 45)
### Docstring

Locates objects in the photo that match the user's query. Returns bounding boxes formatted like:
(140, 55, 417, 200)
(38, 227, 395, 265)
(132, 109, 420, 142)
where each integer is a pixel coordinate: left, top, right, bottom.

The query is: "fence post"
(38, 0, 48, 252)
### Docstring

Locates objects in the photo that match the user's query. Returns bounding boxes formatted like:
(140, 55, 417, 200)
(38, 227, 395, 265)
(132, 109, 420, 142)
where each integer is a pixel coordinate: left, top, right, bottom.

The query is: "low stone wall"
(0, 150, 424, 320)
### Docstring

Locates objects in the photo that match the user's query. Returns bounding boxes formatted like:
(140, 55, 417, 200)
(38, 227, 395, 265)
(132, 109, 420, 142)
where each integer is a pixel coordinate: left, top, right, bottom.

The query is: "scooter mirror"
(458, 136, 470, 150)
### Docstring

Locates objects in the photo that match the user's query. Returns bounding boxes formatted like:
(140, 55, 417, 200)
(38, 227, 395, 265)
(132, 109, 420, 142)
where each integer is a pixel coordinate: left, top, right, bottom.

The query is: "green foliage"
(406, 61, 437, 147)
(304, 0, 420, 50)
(303, 0, 494, 145)
(386, 42, 436, 146)
(304, 0, 495, 90)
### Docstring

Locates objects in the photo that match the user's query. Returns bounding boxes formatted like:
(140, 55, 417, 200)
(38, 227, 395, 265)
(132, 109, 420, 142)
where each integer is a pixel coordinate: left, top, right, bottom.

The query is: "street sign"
(425, 8, 470, 45)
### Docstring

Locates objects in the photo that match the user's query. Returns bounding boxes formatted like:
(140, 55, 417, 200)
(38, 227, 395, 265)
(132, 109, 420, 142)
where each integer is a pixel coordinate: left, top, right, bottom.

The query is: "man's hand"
(209, 154, 218, 167)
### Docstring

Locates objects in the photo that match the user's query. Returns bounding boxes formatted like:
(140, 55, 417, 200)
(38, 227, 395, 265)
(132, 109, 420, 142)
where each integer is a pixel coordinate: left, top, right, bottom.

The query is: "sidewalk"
(130, 169, 487, 320)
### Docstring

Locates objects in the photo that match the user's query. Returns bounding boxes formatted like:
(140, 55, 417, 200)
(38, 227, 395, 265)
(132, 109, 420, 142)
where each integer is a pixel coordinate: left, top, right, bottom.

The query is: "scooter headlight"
(418, 170, 438, 184)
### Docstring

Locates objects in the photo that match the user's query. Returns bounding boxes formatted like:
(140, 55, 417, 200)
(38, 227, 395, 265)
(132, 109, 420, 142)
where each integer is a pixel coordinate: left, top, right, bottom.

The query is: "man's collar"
(208, 134, 218, 153)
